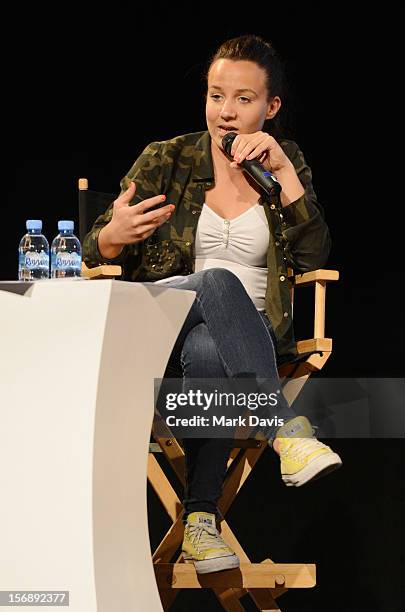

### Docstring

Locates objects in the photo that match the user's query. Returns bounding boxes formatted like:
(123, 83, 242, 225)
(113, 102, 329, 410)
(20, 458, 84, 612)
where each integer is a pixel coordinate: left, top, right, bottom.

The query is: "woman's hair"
(205, 34, 291, 139)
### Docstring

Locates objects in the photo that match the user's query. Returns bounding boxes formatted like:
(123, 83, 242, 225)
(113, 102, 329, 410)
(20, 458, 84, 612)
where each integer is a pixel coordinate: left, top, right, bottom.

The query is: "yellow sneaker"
(182, 512, 240, 574)
(275, 416, 342, 487)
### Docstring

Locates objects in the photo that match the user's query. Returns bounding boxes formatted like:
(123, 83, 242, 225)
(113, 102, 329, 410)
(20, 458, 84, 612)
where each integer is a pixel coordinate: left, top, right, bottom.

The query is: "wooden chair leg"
(148, 455, 247, 610)
(149, 442, 287, 611)
(215, 590, 245, 611)
(150, 409, 317, 611)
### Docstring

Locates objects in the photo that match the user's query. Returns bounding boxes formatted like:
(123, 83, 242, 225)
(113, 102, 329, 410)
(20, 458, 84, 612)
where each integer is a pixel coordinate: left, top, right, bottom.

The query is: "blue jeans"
(153, 268, 296, 520)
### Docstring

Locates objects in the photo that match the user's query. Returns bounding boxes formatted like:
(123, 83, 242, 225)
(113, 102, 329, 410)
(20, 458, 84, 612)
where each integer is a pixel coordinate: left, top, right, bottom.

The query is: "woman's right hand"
(98, 182, 175, 258)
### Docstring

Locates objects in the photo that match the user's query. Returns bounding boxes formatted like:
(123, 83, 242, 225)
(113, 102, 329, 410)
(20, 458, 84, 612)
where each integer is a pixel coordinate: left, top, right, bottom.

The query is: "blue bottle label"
(24, 252, 49, 270)
(54, 252, 81, 269)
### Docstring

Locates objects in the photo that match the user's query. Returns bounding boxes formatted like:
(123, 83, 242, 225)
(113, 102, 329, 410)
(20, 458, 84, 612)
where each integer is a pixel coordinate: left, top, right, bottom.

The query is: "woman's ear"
(266, 96, 281, 120)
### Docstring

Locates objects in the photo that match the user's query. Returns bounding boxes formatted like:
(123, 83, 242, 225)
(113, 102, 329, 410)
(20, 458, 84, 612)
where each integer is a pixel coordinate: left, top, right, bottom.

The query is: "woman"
(83, 34, 342, 574)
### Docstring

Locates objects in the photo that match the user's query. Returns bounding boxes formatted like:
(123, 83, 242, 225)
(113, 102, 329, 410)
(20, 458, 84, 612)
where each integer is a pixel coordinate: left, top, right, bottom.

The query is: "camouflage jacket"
(83, 130, 331, 363)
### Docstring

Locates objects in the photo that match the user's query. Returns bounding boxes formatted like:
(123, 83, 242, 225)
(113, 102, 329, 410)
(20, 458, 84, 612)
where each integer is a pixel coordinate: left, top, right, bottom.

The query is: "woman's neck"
(210, 141, 261, 194)
(211, 141, 243, 182)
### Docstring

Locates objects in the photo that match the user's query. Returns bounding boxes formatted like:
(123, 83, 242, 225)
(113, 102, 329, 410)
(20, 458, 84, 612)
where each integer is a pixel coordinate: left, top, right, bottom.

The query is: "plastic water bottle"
(18, 220, 50, 281)
(51, 220, 82, 278)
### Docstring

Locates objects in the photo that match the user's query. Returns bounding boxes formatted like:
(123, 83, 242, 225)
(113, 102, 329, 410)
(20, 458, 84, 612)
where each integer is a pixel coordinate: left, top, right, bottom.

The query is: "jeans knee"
(203, 267, 245, 293)
(181, 323, 225, 378)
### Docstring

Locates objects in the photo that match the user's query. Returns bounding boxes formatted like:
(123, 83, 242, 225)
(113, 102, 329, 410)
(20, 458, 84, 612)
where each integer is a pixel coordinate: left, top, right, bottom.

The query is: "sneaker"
(274, 416, 342, 487)
(182, 511, 240, 574)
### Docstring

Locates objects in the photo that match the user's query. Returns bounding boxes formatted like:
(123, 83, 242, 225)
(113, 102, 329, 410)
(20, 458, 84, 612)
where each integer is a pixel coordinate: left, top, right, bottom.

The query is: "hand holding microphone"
(222, 131, 282, 197)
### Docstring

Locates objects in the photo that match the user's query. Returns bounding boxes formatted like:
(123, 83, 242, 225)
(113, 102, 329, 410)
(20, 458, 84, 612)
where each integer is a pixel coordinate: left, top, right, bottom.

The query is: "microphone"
(222, 132, 282, 197)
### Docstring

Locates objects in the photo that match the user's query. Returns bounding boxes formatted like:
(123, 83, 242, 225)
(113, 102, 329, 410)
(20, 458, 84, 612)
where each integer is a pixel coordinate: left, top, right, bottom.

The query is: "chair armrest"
(296, 338, 332, 354)
(81, 262, 122, 279)
(288, 269, 339, 286)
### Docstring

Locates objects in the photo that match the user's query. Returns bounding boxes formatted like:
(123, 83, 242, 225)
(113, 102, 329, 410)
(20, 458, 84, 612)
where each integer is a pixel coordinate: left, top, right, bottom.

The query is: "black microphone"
(222, 131, 281, 197)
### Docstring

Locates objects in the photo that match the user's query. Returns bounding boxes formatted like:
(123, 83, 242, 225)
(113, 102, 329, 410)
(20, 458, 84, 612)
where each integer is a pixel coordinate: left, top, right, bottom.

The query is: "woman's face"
(206, 59, 277, 154)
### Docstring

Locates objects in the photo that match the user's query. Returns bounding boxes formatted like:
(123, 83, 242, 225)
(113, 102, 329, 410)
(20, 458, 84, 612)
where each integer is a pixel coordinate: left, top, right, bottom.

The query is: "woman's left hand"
(229, 131, 291, 174)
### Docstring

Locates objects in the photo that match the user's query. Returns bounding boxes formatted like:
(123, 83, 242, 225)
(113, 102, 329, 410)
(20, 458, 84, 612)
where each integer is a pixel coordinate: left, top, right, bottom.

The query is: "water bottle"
(18, 220, 50, 281)
(51, 220, 82, 278)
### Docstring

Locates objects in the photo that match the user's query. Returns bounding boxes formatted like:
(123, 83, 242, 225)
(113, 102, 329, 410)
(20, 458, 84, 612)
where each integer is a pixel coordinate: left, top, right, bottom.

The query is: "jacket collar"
(191, 131, 215, 182)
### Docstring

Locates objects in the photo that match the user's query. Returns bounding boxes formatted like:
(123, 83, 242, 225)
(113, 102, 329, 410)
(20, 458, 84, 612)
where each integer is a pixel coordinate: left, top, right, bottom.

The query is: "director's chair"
(79, 178, 339, 611)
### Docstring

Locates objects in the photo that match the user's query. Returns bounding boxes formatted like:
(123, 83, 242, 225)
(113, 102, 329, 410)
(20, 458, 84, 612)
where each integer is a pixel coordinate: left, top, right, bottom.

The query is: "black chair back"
(78, 187, 116, 244)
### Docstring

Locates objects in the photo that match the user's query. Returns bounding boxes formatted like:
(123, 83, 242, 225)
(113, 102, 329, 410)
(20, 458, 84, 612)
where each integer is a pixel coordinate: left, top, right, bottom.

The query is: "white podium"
(0, 279, 195, 612)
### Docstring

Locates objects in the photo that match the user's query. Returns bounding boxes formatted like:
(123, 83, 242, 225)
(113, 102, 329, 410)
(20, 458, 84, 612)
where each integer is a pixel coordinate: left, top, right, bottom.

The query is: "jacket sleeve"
(278, 141, 331, 272)
(82, 141, 163, 269)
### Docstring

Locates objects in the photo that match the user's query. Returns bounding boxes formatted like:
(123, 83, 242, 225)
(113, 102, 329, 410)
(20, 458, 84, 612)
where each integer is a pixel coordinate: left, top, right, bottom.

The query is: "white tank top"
(194, 203, 269, 310)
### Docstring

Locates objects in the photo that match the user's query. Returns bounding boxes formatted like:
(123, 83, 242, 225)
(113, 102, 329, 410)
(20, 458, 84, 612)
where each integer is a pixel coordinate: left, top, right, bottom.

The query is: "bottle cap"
(26, 220, 42, 230)
(58, 220, 74, 231)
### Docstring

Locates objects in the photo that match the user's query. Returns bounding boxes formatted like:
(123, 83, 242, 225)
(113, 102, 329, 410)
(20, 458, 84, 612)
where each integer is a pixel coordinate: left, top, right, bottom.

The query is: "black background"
(3, 3, 404, 610)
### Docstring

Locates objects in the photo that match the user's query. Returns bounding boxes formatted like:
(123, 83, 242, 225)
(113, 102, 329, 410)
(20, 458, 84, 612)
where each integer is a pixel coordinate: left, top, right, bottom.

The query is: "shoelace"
(187, 523, 229, 553)
(282, 437, 328, 462)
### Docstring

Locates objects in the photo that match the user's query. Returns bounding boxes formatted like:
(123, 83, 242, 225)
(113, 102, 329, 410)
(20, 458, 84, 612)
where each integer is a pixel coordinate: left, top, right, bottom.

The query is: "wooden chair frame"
(79, 178, 339, 611)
